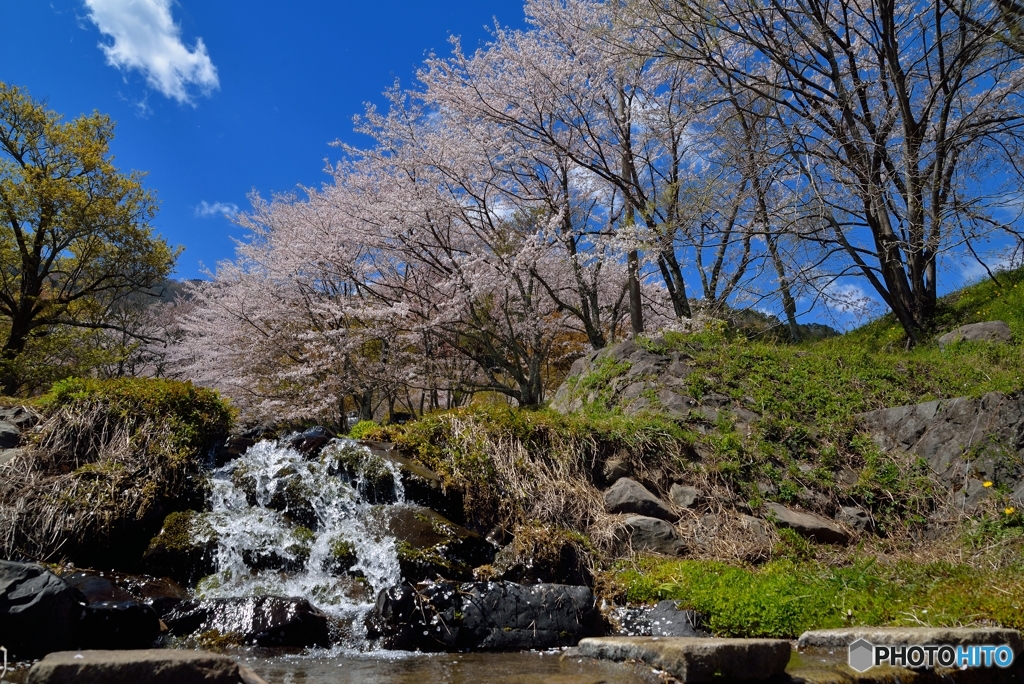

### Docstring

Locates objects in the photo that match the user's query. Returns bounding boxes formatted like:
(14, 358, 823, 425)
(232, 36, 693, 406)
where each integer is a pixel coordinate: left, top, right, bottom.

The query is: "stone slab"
(577, 636, 790, 681)
(25, 649, 257, 684)
(798, 627, 1024, 654)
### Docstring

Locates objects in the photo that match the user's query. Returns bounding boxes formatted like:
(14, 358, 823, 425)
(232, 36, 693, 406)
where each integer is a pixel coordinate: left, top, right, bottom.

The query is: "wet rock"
(611, 600, 709, 637)
(162, 596, 330, 648)
(26, 649, 266, 684)
(78, 601, 162, 650)
(838, 506, 873, 533)
(213, 425, 276, 466)
(669, 484, 700, 509)
(617, 515, 685, 555)
(764, 503, 849, 545)
(937, 320, 1012, 349)
(367, 580, 605, 651)
(0, 560, 85, 659)
(577, 636, 791, 682)
(62, 571, 137, 604)
(492, 523, 592, 586)
(375, 505, 495, 582)
(288, 426, 335, 456)
(604, 478, 676, 521)
(142, 510, 218, 586)
(329, 440, 464, 522)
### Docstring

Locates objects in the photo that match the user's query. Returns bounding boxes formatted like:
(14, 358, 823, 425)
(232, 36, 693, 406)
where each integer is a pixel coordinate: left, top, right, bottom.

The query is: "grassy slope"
(364, 269, 1024, 635)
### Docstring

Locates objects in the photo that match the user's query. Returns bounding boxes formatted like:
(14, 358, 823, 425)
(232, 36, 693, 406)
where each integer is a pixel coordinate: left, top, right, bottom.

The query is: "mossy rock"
(322, 536, 359, 576)
(142, 510, 218, 586)
(493, 523, 595, 586)
(230, 465, 318, 529)
(241, 525, 314, 573)
(369, 505, 495, 582)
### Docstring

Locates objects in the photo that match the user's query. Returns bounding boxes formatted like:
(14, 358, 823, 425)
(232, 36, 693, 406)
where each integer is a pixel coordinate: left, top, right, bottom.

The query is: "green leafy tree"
(0, 82, 177, 394)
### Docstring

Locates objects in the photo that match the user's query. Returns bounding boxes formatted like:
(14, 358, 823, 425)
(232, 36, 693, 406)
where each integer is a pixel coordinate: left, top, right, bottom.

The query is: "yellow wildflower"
(983, 481, 993, 487)
(1006, 507, 1016, 515)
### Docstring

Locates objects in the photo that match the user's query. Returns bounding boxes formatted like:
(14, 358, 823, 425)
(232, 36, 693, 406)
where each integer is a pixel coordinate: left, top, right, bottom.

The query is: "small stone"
(604, 478, 676, 521)
(668, 484, 700, 509)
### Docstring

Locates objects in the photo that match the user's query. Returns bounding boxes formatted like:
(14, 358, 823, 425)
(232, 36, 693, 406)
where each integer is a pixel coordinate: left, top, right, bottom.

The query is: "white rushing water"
(195, 438, 405, 624)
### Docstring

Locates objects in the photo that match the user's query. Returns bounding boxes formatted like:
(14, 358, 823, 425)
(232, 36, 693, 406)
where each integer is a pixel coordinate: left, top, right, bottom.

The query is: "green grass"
(613, 553, 1024, 638)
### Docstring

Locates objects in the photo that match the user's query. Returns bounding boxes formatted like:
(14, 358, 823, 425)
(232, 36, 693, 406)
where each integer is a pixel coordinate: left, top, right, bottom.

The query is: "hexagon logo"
(849, 638, 875, 672)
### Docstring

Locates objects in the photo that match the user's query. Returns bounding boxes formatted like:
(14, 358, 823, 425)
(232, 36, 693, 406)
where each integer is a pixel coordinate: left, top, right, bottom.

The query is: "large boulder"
(937, 320, 1012, 349)
(617, 515, 685, 555)
(0, 560, 85, 659)
(161, 596, 330, 648)
(26, 649, 268, 684)
(763, 503, 849, 545)
(367, 580, 605, 651)
(859, 391, 1024, 504)
(604, 478, 676, 521)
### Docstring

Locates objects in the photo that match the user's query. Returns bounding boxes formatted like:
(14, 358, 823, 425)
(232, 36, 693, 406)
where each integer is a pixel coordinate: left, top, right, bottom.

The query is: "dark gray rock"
(25, 649, 265, 684)
(0, 405, 39, 430)
(287, 425, 335, 456)
(604, 478, 676, 521)
(764, 503, 849, 544)
(611, 600, 709, 637)
(669, 484, 700, 509)
(78, 601, 162, 650)
(859, 391, 1024, 497)
(367, 580, 605, 651)
(162, 596, 330, 648)
(0, 420, 20, 449)
(0, 560, 85, 659)
(618, 515, 685, 555)
(141, 510, 218, 586)
(937, 320, 1012, 349)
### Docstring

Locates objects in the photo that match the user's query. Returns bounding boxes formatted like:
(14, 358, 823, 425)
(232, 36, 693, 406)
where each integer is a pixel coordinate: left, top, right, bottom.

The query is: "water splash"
(196, 438, 405, 623)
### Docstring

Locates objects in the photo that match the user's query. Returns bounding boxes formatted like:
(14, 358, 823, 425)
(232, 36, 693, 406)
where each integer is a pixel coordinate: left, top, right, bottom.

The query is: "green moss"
(348, 419, 379, 440)
(612, 556, 1024, 638)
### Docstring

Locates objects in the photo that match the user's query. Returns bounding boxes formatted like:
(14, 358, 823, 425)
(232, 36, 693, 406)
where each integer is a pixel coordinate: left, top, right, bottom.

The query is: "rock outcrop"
(859, 391, 1024, 505)
(550, 339, 759, 428)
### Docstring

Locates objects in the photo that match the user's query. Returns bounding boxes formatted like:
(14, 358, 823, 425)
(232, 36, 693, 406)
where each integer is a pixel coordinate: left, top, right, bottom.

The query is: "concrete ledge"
(577, 636, 790, 682)
(26, 649, 269, 684)
(797, 627, 1023, 654)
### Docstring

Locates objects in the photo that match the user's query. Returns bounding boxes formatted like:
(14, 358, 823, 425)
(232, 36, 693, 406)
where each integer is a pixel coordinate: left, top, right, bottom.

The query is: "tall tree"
(629, 0, 1024, 340)
(0, 83, 176, 393)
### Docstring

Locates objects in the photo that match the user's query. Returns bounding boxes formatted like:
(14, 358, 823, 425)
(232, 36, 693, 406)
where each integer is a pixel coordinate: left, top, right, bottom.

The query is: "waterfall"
(194, 438, 405, 626)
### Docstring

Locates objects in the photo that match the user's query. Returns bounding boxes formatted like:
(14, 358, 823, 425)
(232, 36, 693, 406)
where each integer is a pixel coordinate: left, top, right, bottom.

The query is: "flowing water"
(187, 439, 653, 682)
(197, 438, 404, 635)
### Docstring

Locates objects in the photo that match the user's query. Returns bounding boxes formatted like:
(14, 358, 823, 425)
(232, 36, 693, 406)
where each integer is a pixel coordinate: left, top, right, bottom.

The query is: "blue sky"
(2, 0, 526, 279)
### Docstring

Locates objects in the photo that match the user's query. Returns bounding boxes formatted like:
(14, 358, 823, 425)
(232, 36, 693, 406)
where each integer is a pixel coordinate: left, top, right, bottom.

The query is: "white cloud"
(195, 201, 238, 218)
(823, 281, 876, 317)
(84, 0, 219, 104)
